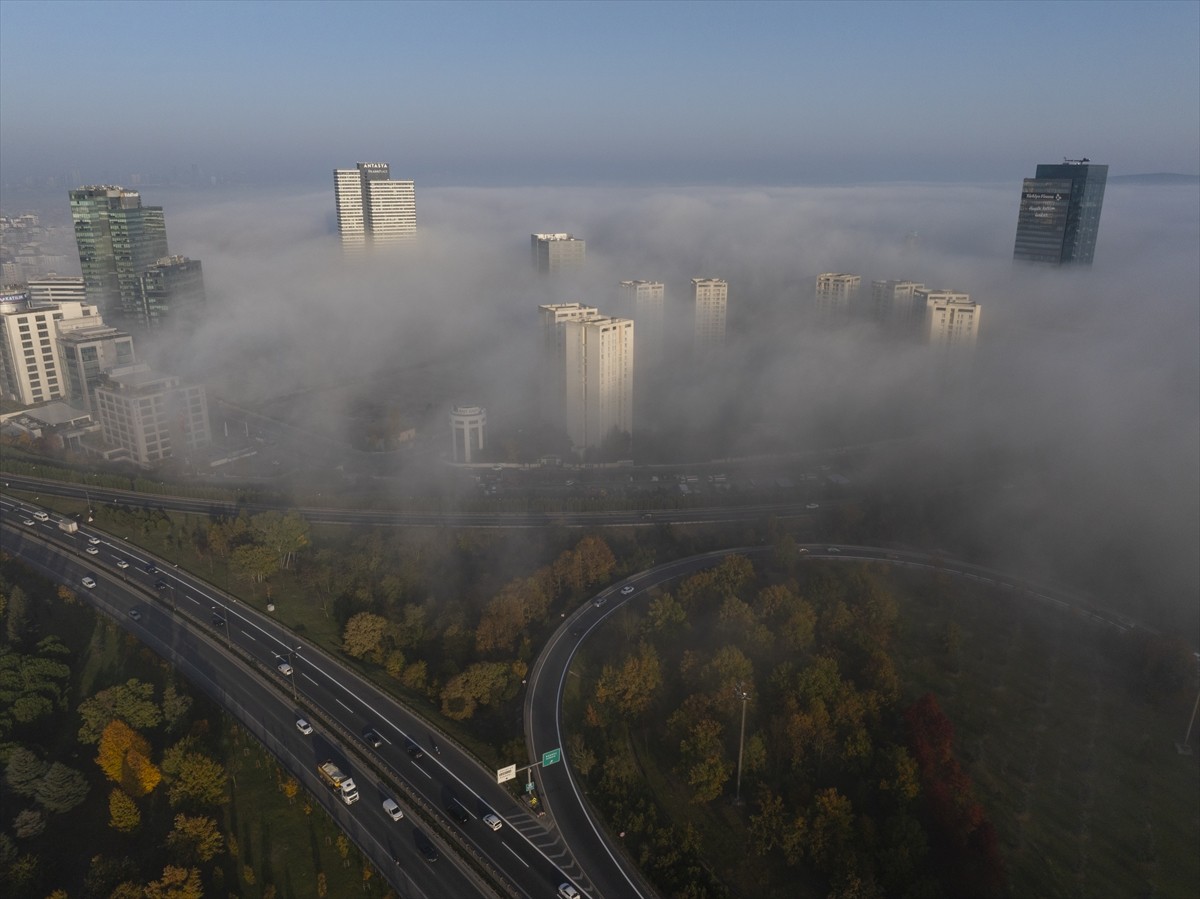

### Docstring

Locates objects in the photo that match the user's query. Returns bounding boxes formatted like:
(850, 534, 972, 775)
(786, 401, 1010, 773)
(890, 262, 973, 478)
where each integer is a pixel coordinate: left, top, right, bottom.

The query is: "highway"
(1, 498, 597, 899)
(3, 486, 1151, 899)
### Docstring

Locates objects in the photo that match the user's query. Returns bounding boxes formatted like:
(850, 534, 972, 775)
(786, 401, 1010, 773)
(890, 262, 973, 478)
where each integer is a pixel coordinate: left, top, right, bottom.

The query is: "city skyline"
(1, 2, 1197, 191)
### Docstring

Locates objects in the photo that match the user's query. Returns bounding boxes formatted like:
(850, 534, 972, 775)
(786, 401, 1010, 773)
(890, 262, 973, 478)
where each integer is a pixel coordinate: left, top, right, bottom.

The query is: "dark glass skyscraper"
(1012, 159, 1107, 265)
(70, 186, 169, 323)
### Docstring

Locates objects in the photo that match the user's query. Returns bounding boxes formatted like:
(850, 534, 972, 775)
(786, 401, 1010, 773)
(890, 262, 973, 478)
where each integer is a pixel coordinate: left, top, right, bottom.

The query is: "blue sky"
(2, 0, 1197, 187)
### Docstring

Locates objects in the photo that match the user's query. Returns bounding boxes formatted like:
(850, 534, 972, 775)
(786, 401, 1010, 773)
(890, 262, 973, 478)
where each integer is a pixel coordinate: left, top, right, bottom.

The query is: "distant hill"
(1109, 172, 1200, 185)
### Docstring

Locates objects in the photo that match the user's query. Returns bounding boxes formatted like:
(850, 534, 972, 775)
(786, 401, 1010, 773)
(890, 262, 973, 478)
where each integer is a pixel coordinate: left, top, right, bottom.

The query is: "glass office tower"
(1013, 160, 1107, 265)
(70, 187, 169, 323)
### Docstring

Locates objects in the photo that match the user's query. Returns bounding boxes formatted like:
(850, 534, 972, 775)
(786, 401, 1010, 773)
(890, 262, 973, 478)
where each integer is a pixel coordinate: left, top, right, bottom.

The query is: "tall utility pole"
(734, 683, 750, 803)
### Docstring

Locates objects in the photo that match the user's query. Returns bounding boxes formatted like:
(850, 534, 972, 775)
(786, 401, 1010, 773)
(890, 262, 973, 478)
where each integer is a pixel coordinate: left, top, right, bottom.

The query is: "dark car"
(144, 563, 157, 574)
(155, 580, 168, 591)
(418, 839, 439, 863)
(211, 613, 226, 627)
(363, 728, 384, 748)
(448, 802, 469, 824)
(405, 740, 425, 760)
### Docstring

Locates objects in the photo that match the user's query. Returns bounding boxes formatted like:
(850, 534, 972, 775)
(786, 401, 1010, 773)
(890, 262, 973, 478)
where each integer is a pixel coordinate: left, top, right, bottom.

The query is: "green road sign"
(542, 748, 561, 767)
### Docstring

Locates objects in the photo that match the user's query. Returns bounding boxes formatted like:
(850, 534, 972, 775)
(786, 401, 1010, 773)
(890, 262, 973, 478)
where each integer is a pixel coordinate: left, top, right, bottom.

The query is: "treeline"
(0, 561, 237, 898)
(337, 534, 617, 730)
(571, 549, 1007, 899)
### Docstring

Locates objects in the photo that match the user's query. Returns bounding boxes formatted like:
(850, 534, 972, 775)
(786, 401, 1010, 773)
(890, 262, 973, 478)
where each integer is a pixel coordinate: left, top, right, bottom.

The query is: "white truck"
(58, 519, 79, 534)
(316, 761, 359, 804)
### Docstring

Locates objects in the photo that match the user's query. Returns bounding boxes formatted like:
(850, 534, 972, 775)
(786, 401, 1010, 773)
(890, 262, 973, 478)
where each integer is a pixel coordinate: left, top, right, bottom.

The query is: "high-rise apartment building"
(916, 289, 981, 349)
(0, 287, 100, 406)
(70, 186, 168, 324)
(333, 162, 416, 248)
(871, 279, 926, 330)
(1013, 159, 1107, 265)
(538, 303, 600, 422)
(815, 273, 861, 322)
(619, 280, 665, 365)
(562, 316, 634, 452)
(531, 234, 586, 273)
(136, 256, 207, 329)
(692, 278, 727, 352)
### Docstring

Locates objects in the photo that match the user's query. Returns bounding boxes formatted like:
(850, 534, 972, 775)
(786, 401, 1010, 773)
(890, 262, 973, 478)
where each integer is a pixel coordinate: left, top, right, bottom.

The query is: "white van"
(33, 511, 49, 522)
(382, 798, 404, 821)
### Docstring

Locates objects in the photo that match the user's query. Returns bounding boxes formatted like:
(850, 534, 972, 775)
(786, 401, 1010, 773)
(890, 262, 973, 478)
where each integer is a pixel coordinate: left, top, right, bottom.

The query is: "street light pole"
(734, 683, 750, 803)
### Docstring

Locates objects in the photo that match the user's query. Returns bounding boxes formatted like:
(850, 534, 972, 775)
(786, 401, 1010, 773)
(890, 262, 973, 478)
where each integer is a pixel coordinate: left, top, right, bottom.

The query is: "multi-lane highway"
(3, 485, 1154, 899)
(1, 497, 600, 899)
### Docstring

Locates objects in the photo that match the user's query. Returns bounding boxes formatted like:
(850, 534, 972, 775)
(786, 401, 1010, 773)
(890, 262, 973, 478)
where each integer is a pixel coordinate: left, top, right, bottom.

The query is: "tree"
(35, 762, 90, 813)
(166, 814, 225, 864)
(250, 510, 310, 570)
(161, 682, 193, 732)
(645, 593, 687, 634)
(108, 788, 141, 832)
(341, 612, 390, 662)
(5, 584, 31, 644)
(167, 752, 229, 807)
(680, 718, 731, 803)
(440, 661, 513, 720)
(807, 787, 856, 872)
(4, 746, 47, 797)
(77, 679, 163, 744)
(144, 865, 203, 899)
(12, 807, 46, 839)
(96, 719, 160, 796)
(231, 543, 278, 584)
(595, 642, 663, 718)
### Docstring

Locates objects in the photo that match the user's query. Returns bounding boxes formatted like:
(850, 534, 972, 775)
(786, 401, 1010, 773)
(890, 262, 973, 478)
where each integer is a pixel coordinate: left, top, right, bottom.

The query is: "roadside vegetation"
(0, 555, 395, 899)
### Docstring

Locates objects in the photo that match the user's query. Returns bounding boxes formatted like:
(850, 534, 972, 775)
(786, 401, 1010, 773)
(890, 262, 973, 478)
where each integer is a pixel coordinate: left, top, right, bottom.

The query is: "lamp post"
(734, 683, 750, 803)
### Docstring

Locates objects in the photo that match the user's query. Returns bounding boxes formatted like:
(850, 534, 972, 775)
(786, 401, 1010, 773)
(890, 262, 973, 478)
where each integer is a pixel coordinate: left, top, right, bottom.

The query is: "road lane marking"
(241, 630, 255, 640)
(302, 672, 319, 685)
(412, 763, 432, 779)
(503, 843, 530, 867)
(336, 698, 354, 712)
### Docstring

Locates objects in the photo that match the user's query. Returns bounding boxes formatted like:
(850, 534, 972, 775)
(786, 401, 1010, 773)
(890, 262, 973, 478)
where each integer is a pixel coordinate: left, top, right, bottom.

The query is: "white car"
(295, 718, 313, 735)
(116, 559, 129, 569)
(382, 798, 404, 821)
(482, 813, 503, 831)
(827, 547, 840, 553)
(86, 546, 99, 555)
(81, 577, 96, 589)
(22, 518, 34, 526)
(620, 585, 635, 595)
(805, 503, 820, 510)
(558, 884, 580, 899)
(128, 608, 141, 621)
(88, 536, 101, 545)
(277, 662, 294, 676)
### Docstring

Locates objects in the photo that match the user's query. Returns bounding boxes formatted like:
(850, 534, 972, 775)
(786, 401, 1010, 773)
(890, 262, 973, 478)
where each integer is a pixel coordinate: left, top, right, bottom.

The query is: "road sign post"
(496, 763, 517, 784)
(542, 748, 561, 767)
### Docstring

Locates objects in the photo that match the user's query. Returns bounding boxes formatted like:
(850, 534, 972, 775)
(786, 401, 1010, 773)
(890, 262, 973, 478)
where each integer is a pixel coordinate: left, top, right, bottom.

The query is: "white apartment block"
(563, 316, 634, 452)
(92, 364, 211, 467)
(0, 288, 99, 406)
(916, 289, 981, 349)
(538, 303, 600, 421)
(531, 233, 586, 273)
(333, 169, 366, 246)
(871, 279, 926, 329)
(815, 273, 861, 320)
(334, 162, 416, 247)
(27, 274, 86, 305)
(364, 178, 416, 241)
(619, 280, 665, 364)
(692, 278, 727, 352)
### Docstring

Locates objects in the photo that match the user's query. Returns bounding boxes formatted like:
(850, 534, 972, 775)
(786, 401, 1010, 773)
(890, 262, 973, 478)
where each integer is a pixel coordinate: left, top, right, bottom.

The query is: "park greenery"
(4, 483, 1197, 898)
(0, 555, 398, 899)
